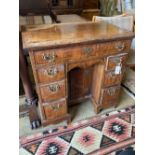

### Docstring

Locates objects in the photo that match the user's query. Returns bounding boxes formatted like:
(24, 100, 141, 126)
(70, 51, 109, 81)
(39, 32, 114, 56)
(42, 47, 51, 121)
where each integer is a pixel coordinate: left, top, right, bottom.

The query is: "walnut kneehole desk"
(22, 22, 134, 126)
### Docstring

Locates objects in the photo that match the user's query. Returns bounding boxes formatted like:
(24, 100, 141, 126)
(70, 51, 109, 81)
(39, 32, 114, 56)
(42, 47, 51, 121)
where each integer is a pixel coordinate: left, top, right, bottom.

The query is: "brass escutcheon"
(107, 88, 116, 96)
(46, 67, 58, 76)
(83, 47, 93, 55)
(51, 104, 60, 110)
(49, 84, 60, 93)
(115, 42, 125, 52)
(43, 52, 57, 62)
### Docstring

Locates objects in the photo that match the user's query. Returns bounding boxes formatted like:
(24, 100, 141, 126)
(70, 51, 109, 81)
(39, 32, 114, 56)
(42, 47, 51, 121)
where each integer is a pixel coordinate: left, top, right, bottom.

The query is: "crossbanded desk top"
(22, 21, 134, 50)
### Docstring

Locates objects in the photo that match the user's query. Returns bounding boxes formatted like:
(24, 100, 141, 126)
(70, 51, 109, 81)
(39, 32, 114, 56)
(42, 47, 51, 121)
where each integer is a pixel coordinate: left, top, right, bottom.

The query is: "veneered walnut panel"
(97, 40, 131, 56)
(101, 85, 120, 102)
(43, 99, 67, 120)
(40, 80, 66, 102)
(36, 64, 65, 83)
(103, 70, 124, 87)
(105, 53, 128, 71)
(91, 64, 104, 104)
(68, 68, 85, 100)
(68, 67, 93, 102)
(68, 59, 104, 71)
(68, 59, 103, 102)
(22, 22, 134, 49)
(23, 21, 134, 125)
(33, 44, 97, 65)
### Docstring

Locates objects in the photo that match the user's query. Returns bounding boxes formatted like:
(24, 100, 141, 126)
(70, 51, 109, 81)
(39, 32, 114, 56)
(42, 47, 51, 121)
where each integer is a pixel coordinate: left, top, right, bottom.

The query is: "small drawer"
(103, 70, 124, 87)
(40, 80, 66, 102)
(105, 53, 128, 71)
(36, 64, 65, 83)
(43, 99, 67, 120)
(33, 45, 96, 65)
(101, 85, 120, 101)
(97, 40, 131, 56)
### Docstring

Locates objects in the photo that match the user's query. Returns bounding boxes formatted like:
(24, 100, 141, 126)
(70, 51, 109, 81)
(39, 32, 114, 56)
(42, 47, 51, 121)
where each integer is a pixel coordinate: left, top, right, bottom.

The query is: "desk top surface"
(22, 21, 134, 50)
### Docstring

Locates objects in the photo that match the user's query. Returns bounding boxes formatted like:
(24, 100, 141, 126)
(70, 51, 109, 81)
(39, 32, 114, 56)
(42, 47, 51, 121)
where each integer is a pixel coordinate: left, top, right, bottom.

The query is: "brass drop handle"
(107, 88, 116, 96)
(46, 68, 58, 76)
(109, 72, 115, 78)
(51, 104, 60, 110)
(83, 47, 93, 55)
(43, 54, 50, 60)
(113, 58, 121, 64)
(115, 42, 125, 52)
(43, 52, 57, 62)
(49, 84, 60, 93)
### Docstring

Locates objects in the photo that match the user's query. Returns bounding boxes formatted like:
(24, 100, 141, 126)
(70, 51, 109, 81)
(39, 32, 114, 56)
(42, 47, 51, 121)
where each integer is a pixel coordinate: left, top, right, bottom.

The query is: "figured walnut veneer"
(22, 22, 134, 126)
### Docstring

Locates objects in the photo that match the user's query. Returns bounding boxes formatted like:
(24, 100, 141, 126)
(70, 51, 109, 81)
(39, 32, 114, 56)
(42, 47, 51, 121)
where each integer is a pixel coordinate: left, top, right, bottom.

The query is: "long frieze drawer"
(101, 85, 120, 101)
(36, 64, 65, 83)
(97, 40, 131, 56)
(105, 53, 128, 71)
(40, 80, 66, 102)
(103, 70, 124, 87)
(33, 44, 97, 65)
(43, 99, 67, 120)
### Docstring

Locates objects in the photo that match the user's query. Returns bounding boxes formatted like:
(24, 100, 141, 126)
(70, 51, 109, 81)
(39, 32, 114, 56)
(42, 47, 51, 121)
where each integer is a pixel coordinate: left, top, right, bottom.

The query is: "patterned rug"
(20, 106, 135, 155)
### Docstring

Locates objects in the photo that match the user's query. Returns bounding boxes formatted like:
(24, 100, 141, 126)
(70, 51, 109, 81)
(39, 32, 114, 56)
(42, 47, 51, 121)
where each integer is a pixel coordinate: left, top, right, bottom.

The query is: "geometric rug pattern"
(20, 105, 135, 155)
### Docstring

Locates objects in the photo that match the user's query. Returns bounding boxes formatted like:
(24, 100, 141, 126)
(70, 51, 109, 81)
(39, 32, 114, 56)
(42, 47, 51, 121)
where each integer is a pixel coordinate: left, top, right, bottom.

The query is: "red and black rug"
(20, 106, 135, 155)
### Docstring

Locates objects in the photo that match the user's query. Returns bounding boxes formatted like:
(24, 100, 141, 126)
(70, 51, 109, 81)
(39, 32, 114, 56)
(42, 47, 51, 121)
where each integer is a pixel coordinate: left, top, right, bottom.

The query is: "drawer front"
(103, 70, 123, 87)
(97, 40, 131, 56)
(33, 44, 97, 65)
(40, 80, 66, 102)
(105, 53, 128, 71)
(101, 85, 120, 101)
(36, 64, 65, 83)
(43, 99, 67, 120)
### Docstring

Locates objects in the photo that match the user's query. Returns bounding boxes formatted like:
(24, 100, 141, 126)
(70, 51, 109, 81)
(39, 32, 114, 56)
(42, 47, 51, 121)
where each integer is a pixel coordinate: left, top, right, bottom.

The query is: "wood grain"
(36, 64, 65, 83)
(22, 22, 134, 49)
(24, 22, 134, 126)
(40, 80, 66, 102)
(43, 99, 67, 120)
